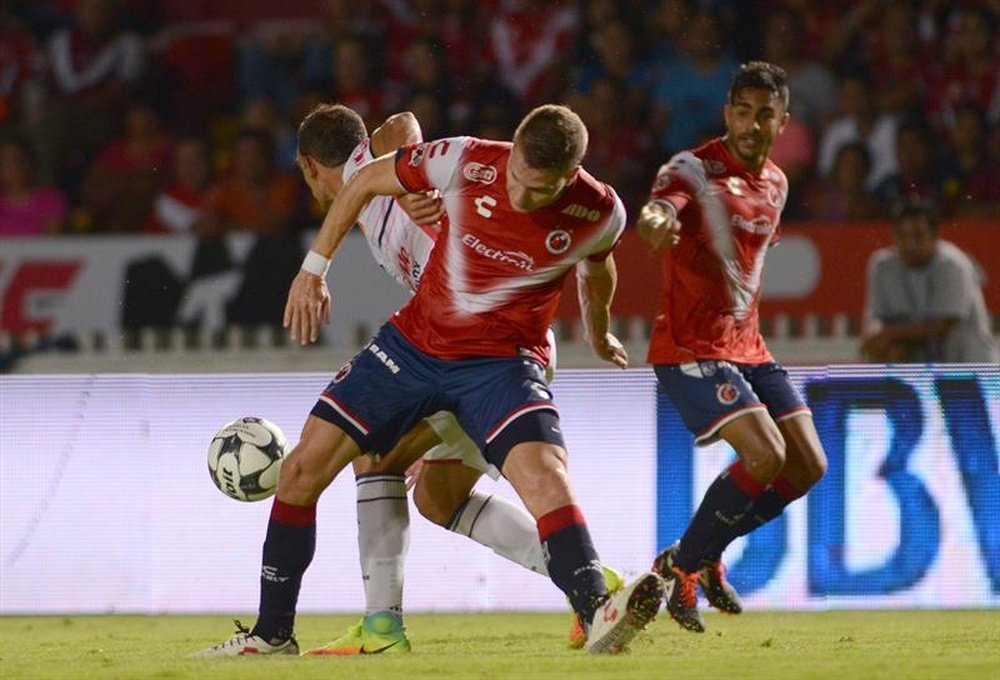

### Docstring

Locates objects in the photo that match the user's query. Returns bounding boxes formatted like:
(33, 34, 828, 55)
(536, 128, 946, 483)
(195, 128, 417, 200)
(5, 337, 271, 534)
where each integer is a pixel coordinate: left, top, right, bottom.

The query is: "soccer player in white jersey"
(292, 104, 620, 654)
(196, 105, 663, 658)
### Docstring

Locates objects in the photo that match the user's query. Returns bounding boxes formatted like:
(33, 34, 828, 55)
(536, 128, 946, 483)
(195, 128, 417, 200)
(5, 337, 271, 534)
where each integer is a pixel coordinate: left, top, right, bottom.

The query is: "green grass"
(2, 610, 997, 680)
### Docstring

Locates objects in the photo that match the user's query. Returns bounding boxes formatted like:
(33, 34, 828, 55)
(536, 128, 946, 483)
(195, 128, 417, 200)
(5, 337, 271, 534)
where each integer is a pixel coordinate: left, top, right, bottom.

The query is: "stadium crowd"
(1, 0, 999, 239)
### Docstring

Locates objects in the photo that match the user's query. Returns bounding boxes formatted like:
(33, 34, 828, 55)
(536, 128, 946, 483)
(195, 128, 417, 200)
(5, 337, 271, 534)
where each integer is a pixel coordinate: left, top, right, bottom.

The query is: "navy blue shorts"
(311, 323, 564, 472)
(654, 360, 810, 446)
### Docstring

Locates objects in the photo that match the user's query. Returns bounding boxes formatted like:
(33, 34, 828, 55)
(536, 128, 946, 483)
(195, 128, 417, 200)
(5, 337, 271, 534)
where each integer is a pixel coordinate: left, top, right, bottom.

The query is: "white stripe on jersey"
(669, 152, 774, 321)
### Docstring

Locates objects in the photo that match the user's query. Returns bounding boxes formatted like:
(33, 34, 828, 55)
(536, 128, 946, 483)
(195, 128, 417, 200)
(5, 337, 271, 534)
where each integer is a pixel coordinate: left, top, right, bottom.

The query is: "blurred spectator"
(149, 136, 212, 235)
(388, 37, 455, 124)
(942, 104, 1000, 217)
(801, 141, 883, 222)
(875, 117, 945, 209)
(868, 0, 932, 117)
(818, 68, 899, 191)
(933, 5, 1000, 127)
(0, 8, 44, 129)
(769, 114, 816, 219)
(238, 19, 331, 117)
(0, 135, 68, 236)
(861, 199, 999, 363)
(571, 18, 651, 123)
(643, 0, 692, 75)
(569, 76, 652, 215)
(240, 98, 297, 171)
(326, 34, 388, 131)
(650, 9, 739, 154)
(488, 0, 579, 106)
(32, 0, 144, 189)
(79, 101, 172, 233)
(761, 6, 837, 134)
(199, 128, 298, 238)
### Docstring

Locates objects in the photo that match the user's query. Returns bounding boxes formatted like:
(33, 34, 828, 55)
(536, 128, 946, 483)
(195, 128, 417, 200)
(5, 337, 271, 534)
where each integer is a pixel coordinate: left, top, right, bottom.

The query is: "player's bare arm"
(576, 255, 628, 369)
(285, 154, 407, 345)
(637, 200, 681, 250)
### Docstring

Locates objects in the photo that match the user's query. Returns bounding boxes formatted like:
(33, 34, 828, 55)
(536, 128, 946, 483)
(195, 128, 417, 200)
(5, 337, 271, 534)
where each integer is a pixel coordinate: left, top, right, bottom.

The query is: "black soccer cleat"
(698, 559, 743, 614)
(652, 544, 705, 633)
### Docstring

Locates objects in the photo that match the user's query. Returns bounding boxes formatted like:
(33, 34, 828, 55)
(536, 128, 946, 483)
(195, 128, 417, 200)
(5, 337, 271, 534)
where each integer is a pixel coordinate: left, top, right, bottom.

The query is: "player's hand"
(283, 270, 331, 346)
(404, 458, 425, 492)
(397, 190, 444, 228)
(591, 332, 628, 369)
(637, 202, 681, 250)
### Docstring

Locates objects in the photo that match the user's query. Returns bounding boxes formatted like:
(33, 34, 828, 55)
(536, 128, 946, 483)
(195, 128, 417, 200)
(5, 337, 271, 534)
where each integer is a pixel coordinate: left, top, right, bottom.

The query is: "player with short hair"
(291, 103, 620, 654)
(196, 104, 661, 657)
(636, 61, 828, 632)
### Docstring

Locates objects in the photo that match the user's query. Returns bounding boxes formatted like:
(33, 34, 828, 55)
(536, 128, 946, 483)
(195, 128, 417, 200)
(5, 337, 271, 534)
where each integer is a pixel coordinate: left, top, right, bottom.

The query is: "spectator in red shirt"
(0, 135, 68, 236)
(149, 136, 213, 234)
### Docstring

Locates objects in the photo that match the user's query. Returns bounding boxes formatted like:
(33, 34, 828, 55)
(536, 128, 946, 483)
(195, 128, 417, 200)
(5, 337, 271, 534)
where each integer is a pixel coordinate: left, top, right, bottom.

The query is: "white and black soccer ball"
(207, 417, 288, 502)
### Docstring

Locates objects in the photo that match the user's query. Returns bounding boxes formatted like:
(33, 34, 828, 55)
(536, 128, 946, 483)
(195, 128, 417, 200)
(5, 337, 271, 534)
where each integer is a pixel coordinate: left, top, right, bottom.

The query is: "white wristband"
(301, 249, 331, 277)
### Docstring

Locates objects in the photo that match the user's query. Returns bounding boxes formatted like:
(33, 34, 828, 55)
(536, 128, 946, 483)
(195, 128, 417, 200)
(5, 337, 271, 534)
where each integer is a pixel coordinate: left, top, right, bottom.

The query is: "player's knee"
(803, 446, 828, 488)
(413, 484, 457, 526)
(742, 436, 786, 484)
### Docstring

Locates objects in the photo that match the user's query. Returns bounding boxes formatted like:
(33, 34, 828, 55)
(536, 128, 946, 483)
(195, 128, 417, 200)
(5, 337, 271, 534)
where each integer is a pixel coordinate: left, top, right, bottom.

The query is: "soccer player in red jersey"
(637, 62, 828, 633)
(196, 105, 663, 657)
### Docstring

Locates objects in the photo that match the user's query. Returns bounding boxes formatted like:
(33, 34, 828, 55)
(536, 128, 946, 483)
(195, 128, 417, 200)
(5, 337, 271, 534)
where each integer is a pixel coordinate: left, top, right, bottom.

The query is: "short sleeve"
(394, 136, 469, 194)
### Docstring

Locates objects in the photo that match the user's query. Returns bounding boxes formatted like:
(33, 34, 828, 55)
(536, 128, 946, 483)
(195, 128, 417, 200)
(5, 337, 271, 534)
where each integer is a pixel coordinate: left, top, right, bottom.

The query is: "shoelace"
(233, 619, 251, 636)
(674, 568, 700, 608)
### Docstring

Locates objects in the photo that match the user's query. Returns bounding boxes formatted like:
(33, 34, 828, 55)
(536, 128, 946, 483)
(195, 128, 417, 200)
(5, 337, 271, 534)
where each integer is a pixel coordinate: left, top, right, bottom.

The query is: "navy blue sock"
(251, 499, 316, 642)
(703, 475, 805, 562)
(674, 461, 767, 573)
(538, 505, 608, 626)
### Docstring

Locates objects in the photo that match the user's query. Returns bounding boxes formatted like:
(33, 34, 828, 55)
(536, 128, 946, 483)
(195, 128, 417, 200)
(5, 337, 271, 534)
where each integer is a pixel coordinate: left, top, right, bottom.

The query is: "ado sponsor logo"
(562, 204, 601, 221)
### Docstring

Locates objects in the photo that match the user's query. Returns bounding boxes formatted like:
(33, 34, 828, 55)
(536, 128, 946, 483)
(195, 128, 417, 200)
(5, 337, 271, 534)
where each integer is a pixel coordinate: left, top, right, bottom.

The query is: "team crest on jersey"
(545, 229, 572, 254)
(704, 159, 727, 175)
(408, 144, 427, 167)
(462, 162, 497, 184)
(716, 381, 740, 405)
(352, 139, 370, 165)
(332, 361, 353, 383)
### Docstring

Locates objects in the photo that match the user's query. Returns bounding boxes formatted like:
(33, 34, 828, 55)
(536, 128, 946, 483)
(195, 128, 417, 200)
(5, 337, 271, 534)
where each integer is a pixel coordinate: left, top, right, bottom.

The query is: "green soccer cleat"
(567, 565, 626, 649)
(303, 611, 412, 656)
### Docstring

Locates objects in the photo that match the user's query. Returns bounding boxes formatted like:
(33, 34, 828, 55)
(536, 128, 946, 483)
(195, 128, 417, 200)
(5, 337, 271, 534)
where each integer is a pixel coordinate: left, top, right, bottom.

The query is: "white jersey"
(343, 138, 437, 292)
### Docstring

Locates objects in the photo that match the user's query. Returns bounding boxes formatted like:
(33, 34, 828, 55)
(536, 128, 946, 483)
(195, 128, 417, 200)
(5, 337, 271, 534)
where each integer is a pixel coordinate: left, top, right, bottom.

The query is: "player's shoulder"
(762, 157, 788, 188)
(563, 167, 621, 217)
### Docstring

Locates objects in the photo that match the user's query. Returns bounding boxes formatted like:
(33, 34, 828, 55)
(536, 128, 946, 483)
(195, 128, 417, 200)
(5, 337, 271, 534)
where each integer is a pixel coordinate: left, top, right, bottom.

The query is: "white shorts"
(420, 328, 558, 481)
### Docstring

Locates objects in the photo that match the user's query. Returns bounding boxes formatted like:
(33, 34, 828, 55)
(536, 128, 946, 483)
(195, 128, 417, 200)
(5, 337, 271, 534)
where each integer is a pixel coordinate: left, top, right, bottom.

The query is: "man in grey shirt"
(861, 201, 999, 364)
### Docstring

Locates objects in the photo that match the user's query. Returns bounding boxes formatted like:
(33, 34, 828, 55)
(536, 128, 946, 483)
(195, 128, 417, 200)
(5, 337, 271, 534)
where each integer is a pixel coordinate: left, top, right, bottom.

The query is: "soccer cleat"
(303, 611, 411, 655)
(652, 544, 705, 633)
(585, 571, 664, 654)
(567, 565, 626, 649)
(191, 619, 299, 657)
(698, 558, 743, 614)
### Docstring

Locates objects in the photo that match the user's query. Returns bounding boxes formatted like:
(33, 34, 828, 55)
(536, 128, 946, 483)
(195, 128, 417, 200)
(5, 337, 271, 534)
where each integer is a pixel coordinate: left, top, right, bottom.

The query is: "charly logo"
(332, 361, 352, 383)
(716, 381, 740, 405)
(409, 144, 427, 166)
(463, 162, 497, 184)
(545, 229, 572, 254)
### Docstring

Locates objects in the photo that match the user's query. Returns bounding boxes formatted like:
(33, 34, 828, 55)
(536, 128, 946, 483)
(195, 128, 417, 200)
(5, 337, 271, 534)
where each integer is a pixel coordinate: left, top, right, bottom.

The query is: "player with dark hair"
(196, 104, 662, 657)
(637, 61, 828, 633)
(289, 103, 621, 654)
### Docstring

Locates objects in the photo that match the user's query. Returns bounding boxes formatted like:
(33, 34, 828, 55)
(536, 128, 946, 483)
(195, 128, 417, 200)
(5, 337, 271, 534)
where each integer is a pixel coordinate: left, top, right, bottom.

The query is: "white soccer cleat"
(585, 571, 664, 654)
(191, 620, 299, 658)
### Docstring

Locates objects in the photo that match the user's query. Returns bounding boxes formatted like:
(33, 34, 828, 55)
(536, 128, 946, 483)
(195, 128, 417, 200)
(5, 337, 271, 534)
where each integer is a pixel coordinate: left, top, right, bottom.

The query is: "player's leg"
(416, 411, 548, 574)
(305, 423, 438, 656)
(651, 362, 782, 632)
(194, 415, 362, 657)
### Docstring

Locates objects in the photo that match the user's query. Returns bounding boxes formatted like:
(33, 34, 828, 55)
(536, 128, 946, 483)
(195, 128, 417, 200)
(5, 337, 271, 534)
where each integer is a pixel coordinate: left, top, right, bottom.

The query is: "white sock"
(447, 491, 547, 574)
(356, 474, 409, 615)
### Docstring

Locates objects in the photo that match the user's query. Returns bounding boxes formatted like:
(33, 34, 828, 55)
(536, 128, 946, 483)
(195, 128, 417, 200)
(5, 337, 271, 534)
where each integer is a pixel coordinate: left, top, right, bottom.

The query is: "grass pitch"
(2, 610, 997, 680)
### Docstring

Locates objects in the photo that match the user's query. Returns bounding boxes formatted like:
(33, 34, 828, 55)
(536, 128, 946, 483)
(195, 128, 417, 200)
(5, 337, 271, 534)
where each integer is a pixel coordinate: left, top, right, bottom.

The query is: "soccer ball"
(207, 417, 288, 502)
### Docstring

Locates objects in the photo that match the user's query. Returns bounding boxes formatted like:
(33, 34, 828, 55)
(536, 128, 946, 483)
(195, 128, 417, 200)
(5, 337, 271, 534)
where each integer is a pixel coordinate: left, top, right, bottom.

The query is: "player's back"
(392, 137, 626, 361)
(344, 138, 437, 292)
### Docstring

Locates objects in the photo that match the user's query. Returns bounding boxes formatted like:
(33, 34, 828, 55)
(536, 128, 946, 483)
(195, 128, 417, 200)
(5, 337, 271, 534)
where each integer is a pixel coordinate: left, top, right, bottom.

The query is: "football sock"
(356, 473, 409, 615)
(674, 460, 767, 573)
(252, 498, 316, 643)
(702, 475, 806, 563)
(447, 491, 547, 574)
(537, 504, 608, 626)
